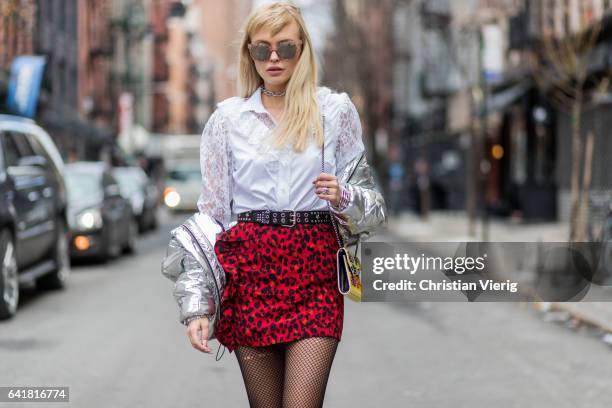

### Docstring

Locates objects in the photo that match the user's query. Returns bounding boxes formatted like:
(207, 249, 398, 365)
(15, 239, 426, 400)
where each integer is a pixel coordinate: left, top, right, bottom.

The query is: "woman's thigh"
(235, 343, 286, 408)
(282, 336, 340, 408)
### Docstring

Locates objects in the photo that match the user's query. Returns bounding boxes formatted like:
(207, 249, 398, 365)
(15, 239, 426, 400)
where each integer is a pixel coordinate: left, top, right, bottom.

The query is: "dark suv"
(0, 114, 70, 320)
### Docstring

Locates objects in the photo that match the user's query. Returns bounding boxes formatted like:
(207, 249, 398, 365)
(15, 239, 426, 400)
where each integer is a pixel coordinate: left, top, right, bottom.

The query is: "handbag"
(321, 113, 363, 302)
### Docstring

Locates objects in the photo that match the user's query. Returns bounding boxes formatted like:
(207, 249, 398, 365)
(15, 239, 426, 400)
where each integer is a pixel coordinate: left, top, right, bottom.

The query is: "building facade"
(390, 0, 575, 221)
(34, 0, 118, 160)
(526, 0, 612, 224)
(0, 0, 37, 89)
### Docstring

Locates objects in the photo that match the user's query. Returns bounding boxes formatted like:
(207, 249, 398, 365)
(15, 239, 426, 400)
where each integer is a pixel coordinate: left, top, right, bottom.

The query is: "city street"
(1, 211, 612, 408)
(2, 0, 612, 407)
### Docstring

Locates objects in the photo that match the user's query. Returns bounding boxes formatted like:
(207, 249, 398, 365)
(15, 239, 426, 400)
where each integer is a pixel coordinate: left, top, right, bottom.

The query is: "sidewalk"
(388, 211, 568, 242)
(386, 211, 612, 336)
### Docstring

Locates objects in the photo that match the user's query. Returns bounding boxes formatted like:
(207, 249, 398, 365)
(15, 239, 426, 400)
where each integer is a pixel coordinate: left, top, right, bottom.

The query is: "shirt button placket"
(278, 152, 291, 209)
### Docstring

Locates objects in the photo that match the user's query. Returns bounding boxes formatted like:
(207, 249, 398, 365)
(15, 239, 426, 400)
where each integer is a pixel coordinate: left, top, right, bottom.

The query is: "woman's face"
(249, 20, 302, 91)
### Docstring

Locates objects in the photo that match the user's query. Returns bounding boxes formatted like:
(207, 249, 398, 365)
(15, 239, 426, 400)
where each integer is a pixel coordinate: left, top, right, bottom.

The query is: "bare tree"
(531, 21, 607, 242)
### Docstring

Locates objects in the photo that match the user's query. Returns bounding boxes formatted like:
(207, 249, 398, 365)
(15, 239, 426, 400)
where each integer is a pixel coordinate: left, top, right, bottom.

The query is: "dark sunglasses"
(248, 40, 303, 61)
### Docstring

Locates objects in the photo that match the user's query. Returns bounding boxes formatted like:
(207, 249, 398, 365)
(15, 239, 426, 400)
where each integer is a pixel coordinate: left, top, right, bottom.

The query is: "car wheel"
(0, 229, 19, 320)
(99, 229, 118, 262)
(37, 218, 70, 290)
(96, 237, 110, 263)
(124, 218, 138, 255)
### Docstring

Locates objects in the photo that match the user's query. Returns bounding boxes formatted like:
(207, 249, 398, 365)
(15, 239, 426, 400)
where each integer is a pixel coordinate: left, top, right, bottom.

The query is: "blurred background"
(2, 0, 612, 407)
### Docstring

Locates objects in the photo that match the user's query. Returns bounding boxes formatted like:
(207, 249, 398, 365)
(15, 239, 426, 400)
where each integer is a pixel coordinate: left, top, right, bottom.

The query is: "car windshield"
(167, 168, 200, 182)
(65, 171, 102, 204)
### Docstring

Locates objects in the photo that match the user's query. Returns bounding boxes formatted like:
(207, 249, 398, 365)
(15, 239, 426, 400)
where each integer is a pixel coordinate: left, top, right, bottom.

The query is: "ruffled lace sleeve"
(327, 92, 368, 226)
(333, 93, 366, 177)
(196, 108, 234, 230)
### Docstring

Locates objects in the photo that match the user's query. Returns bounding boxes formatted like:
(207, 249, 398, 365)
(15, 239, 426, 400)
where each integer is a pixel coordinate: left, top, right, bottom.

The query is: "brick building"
(0, 0, 37, 101)
(35, 0, 114, 160)
(151, 0, 251, 134)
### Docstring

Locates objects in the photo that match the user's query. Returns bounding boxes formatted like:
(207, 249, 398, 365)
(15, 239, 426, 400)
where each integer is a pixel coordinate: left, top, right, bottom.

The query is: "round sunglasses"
(248, 40, 303, 61)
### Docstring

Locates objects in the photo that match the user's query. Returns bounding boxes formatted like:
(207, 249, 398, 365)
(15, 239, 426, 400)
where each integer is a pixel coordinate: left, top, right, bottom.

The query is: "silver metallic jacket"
(161, 152, 388, 330)
(161, 212, 226, 338)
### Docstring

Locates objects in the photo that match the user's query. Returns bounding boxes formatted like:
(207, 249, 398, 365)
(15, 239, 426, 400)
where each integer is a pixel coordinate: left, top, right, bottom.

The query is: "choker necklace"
(261, 86, 286, 97)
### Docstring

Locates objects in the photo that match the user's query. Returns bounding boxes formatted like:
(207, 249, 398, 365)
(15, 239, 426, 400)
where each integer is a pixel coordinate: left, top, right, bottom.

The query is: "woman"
(185, 2, 386, 407)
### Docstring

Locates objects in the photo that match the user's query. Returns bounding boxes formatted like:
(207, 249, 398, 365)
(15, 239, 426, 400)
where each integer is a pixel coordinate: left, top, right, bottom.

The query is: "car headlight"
(76, 209, 103, 230)
(164, 187, 181, 208)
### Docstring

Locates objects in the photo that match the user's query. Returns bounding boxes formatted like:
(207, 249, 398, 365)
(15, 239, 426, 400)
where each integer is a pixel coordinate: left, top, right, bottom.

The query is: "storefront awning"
(481, 82, 531, 115)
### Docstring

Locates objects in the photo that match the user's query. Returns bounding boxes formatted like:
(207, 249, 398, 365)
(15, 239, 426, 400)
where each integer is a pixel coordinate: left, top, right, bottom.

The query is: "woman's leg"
(282, 337, 339, 408)
(235, 343, 286, 408)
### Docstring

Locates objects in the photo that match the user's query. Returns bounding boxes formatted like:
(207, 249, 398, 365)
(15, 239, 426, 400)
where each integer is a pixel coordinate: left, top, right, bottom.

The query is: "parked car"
(112, 166, 158, 233)
(0, 114, 70, 320)
(163, 164, 201, 212)
(64, 162, 137, 262)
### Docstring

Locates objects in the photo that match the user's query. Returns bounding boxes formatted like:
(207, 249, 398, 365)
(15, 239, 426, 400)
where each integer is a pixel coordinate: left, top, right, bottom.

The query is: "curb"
(537, 302, 612, 334)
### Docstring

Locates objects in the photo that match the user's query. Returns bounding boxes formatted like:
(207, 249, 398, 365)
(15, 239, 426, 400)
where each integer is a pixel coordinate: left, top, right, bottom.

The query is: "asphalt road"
(1, 210, 612, 408)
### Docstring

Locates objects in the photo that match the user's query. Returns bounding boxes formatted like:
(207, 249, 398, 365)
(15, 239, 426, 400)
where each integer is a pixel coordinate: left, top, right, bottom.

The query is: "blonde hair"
(237, 1, 323, 152)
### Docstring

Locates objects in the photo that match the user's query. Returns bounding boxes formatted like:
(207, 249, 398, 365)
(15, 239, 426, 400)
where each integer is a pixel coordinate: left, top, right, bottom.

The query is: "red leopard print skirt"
(212, 221, 344, 354)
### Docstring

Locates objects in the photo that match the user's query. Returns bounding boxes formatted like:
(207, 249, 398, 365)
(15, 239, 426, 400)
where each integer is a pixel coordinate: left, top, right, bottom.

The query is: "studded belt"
(236, 210, 331, 227)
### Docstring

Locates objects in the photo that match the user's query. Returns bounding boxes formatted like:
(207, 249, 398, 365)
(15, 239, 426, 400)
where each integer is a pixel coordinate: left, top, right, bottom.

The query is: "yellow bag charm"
(336, 246, 362, 302)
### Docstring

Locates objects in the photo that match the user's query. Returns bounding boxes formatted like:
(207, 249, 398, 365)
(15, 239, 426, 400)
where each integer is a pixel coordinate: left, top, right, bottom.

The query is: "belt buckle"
(280, 210, 296, 227)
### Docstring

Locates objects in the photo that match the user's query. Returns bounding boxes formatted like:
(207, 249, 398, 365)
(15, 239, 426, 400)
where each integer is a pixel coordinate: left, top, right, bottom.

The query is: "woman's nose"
(270, 50, 280, 61)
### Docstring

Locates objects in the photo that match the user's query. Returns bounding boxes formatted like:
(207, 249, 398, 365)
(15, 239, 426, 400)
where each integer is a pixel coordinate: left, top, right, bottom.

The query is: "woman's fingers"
(313, 173, 339, 190)
(187, 319, 212, 353)
(314, 186, 341, 206)
(314, 172, 335, 179)
(312, 172, 337, 184)
(313, 173, 341, 206)
(315, 186, 335, 194)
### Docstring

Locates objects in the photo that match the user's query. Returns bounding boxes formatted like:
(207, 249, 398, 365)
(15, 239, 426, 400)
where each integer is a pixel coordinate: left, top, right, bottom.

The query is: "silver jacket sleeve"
(161, 236, 215, 326)
(161, 213, 225, 336)
(332, 153, 388, 246)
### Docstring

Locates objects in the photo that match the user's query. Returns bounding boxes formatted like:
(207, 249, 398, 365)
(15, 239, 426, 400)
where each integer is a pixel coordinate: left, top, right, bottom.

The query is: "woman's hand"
(313, 173, 341, 207)
(186, 318, 213, 354)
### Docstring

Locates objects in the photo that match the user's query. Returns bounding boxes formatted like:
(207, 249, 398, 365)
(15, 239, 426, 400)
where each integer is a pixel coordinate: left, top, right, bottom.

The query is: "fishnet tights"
(234, 337, 339, 408)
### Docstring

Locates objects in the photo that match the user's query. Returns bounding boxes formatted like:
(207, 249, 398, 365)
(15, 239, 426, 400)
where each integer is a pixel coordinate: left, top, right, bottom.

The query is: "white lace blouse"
(196, 86, 365, 230)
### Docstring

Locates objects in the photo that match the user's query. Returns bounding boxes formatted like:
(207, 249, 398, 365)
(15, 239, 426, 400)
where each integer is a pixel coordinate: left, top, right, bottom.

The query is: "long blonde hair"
(237, 2, 323, 152)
